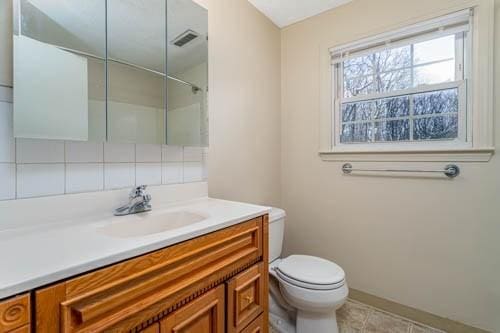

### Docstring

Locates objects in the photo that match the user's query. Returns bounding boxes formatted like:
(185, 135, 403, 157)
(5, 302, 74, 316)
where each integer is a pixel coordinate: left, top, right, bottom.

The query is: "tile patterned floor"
(269, 299, 446, 333)
(337, 300, 446, 333)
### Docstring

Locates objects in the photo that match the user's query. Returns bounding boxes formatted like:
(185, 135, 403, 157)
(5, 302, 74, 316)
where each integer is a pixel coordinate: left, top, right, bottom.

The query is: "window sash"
(330, 9, 471, 64)
(338, 31, 465, 101)
(333, 81, 468, 148)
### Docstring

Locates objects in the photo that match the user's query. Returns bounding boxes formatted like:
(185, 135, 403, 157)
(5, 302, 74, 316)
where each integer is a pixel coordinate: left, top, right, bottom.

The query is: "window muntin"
(333, 29, 469, 148)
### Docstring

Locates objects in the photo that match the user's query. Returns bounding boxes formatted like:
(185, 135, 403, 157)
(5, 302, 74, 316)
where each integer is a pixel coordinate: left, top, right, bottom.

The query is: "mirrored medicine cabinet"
(12, 0, 208, 146)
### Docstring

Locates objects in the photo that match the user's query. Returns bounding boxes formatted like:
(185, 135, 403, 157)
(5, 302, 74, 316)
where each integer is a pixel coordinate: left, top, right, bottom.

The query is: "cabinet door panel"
(241, 315, 265, 333)
(160, 286, 224, 333)
(227, 263, 265, 333)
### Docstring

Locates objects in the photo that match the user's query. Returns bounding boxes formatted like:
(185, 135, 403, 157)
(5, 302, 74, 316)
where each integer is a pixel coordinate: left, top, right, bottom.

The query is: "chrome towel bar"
(341, 163, 460, 178)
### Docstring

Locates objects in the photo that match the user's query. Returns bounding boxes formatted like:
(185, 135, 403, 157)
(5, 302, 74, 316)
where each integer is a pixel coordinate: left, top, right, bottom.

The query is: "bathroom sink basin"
(98, 211, 207, 238)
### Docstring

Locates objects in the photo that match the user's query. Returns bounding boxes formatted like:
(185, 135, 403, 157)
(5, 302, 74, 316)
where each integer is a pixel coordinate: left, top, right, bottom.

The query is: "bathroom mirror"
(166, 0, 208, 146)
(107, 0, 167, 144)
(13, 0, 208, 146)
(13, 0, 106, 141)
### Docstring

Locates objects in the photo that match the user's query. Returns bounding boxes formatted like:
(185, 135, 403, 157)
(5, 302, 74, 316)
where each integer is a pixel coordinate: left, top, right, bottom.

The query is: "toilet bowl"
(268, 208, 348, 333)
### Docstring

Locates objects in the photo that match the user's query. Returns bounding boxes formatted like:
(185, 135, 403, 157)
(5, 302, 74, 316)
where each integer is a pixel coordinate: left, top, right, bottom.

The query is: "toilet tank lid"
(269, 207, 286, 222)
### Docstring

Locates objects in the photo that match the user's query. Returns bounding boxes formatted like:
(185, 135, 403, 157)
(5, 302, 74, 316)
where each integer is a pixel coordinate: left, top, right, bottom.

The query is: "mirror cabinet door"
(107, 0, 166, 144)
(166, 0, 208, 147)
(13, 0, 106, 141)
(13, 0, 208, 146)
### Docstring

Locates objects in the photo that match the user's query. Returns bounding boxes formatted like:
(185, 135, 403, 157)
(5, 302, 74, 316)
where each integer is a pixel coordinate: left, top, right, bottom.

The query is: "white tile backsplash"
(162, 146, 183, 162)
(0, 102, 15, 163)
(183, 147, 203, 162)
(104, 143, 135, 163)
(0, 98, 207, 200)
(66, 163, 104, 194)
(136, 144, 162, 162)
(17, 164, 65, 198)
(0, 164, 16, 200)
(104, 163, 135, 190)
(65, 142, 104, 163)
(162, 162, 183, 184)
(136, 163, 162, 186)
(16, 139, 65, 163)
(183, 162, 203, 183)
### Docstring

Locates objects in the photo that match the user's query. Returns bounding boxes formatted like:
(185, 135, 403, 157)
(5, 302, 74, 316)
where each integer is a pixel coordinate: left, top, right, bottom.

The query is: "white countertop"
(0, 197, 270, 299)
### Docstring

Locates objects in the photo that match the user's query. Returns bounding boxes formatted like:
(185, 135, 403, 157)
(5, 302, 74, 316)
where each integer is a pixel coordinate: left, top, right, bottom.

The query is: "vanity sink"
(99, 210, 207, 238)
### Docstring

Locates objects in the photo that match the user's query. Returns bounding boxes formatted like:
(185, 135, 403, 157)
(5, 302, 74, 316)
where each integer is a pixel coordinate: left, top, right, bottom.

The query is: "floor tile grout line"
(361, 308, 374, 332)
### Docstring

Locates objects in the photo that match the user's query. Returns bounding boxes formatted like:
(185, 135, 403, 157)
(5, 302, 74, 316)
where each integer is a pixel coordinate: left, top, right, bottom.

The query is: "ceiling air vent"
(171, 30, 199, 47)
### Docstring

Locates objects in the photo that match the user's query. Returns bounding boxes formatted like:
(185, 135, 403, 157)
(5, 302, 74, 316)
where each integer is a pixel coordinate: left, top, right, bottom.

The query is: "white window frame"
(319, 3, 495, 162)
(332, 12, 470, 152)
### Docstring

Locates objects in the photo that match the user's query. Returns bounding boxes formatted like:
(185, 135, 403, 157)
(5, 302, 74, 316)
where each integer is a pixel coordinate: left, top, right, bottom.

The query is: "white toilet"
(268, 208, 348, 333)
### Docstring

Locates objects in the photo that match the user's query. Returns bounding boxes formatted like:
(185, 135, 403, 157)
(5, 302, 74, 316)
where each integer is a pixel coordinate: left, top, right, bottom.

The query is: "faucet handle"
(130, 185, 147, 198)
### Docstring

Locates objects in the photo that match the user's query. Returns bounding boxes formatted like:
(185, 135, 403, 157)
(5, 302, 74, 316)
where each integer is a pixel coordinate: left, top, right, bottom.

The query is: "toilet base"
(296, 309, 339, 333)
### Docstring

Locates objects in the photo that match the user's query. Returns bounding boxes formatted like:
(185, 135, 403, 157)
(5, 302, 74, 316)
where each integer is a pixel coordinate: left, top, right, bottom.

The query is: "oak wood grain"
(160, 286, 225, 333)
(7, 325, 30, 333)
(240, 314, 264, 333)
(35, 283, 66, 333)
(138, 323, 160, 333)
(0, 294, 30, 333)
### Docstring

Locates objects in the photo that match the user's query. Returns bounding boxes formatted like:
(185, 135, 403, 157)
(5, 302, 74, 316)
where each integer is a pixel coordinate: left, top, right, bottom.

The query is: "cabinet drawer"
(227, 263, 265, 332)
(0, 294, 30, 333)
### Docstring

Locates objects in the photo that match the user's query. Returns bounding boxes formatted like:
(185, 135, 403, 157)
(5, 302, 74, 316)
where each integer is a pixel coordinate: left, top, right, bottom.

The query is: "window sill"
(319, 148, 495, 162)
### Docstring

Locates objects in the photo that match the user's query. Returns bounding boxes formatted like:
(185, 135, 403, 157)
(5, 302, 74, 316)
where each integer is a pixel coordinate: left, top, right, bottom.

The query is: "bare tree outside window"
(338, 34, 460, 144)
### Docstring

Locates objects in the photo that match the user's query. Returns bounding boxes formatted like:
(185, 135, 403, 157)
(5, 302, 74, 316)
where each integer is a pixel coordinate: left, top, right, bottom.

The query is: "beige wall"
(281, 0, 500, 331)
(207, 0, 281, 206)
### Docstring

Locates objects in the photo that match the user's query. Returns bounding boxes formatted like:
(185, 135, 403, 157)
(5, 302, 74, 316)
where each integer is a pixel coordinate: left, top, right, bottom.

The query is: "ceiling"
(24, 0, 207, 75)
(247, 0, 352, 28)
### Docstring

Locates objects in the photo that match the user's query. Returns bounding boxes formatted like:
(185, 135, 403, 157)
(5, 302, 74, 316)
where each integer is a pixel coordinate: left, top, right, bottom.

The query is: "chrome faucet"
(114, 185, 152, 216)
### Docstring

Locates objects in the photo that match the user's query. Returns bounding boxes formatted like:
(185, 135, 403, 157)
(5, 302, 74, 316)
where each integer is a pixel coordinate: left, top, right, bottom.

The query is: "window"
(330, 10, 472, 151)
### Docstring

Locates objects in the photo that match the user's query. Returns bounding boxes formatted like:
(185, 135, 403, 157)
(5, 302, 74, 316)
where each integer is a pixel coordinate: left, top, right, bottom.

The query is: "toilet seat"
(275, 255, 345, 291)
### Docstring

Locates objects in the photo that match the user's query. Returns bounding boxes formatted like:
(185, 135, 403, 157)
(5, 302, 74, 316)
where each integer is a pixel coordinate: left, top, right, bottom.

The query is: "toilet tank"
(268, 207, 286, 263)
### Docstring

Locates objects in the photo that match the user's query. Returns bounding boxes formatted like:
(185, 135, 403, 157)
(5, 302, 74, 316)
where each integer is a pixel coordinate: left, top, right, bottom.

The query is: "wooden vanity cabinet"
(159, 285, 225, 333)
(1, 215, 269, 333)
